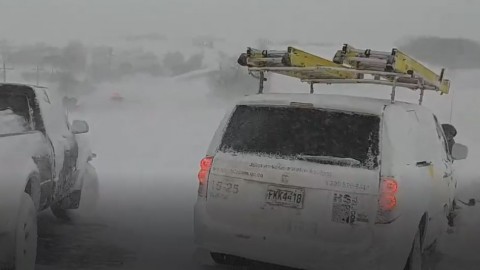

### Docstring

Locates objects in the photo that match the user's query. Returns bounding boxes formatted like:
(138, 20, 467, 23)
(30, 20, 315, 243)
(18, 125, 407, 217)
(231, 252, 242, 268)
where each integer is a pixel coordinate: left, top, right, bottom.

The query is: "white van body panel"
(195, 93, 454, 270)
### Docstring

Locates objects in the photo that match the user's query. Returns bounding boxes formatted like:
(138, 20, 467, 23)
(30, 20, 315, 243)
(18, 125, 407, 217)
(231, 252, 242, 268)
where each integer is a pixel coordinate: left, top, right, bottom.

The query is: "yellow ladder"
(333, 44, 450, 94)
(237, 44, 450, 103)
(238, 46, 357, 81)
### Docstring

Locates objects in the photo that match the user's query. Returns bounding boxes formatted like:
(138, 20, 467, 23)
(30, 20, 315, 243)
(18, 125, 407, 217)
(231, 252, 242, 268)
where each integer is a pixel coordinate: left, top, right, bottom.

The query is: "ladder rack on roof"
(237, 44, 451, 105)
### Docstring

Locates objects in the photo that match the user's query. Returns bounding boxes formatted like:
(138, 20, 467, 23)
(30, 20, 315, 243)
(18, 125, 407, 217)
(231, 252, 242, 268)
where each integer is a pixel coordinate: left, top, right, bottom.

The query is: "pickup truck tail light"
(376, 177, 399, 224)
(197, 156, 214, 198)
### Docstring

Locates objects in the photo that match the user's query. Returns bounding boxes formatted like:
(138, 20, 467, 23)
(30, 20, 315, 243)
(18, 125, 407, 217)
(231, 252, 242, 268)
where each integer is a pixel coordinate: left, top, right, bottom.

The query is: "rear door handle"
(416, 161, 432, 167)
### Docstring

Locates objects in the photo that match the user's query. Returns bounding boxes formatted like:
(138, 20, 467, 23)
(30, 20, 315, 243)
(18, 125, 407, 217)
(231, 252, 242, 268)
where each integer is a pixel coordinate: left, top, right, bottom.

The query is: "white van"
(194, 93, 468, 270)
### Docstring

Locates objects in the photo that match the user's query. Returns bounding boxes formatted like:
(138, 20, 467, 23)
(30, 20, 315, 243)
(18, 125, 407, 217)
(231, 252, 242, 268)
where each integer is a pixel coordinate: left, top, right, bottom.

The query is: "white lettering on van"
(212, 167, 264, 179)
(325, 180, 370, 191)
(249, 162, 332, 178)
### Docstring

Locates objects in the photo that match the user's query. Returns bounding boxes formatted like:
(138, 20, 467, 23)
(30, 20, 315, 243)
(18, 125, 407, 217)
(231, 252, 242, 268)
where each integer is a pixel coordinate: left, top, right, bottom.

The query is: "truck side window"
(0, 93, 34, 133)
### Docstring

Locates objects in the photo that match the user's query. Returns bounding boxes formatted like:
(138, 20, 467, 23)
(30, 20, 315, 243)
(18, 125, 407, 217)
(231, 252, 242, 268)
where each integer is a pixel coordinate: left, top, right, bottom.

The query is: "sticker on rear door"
(208, 177, 240, 200)
(331, 192, 360, 224)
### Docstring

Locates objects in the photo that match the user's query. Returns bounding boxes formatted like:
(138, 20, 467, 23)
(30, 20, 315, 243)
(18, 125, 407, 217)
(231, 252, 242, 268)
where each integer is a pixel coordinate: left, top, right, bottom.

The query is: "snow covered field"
(35, 77, 230, 270)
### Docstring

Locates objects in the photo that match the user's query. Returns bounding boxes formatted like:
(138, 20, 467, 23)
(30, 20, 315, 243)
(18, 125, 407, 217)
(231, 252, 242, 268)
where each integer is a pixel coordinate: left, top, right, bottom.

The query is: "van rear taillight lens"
(197, 156, 214, 197)
(198, 156, 213, 183)
(379, 194, 397, 211)
(376, 177, 399, 223)
(381, 178, 398, 194)
(379, 177, 398, 211)
(200, 157, 213, 172)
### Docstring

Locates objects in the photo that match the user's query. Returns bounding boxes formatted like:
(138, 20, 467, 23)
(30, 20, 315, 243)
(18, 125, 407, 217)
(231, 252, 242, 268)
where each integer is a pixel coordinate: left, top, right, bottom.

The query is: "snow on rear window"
(220, 105, 380, 170)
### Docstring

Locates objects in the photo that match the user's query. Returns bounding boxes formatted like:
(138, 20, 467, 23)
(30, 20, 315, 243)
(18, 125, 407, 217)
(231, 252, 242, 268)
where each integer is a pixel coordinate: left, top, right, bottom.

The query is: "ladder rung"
(247, 57, 284, 67)
(343, 57, 388, 71)
(247, 48, 287, 58)
(333, 44, 393, 66)
(238, 51, 286, 67)
(285, 47, 357, 79)
(347, 57, 388, 65)
(342, 44, 393, 58)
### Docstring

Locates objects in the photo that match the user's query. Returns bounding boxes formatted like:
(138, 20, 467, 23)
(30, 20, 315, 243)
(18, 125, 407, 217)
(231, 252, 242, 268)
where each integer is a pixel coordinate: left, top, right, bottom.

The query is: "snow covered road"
(35, 77, 228, 270)
(34, 76, 480, 270)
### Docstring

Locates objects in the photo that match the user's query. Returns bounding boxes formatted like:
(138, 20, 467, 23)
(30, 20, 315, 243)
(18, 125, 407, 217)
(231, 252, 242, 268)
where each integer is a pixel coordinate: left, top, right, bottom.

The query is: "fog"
(1, 0, 480, 269)
(2, 0, 480, 45)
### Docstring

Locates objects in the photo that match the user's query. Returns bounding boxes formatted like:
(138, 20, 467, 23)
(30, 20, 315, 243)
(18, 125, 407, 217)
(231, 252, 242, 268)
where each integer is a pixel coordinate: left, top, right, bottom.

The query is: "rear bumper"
(194, 201, 414, 270)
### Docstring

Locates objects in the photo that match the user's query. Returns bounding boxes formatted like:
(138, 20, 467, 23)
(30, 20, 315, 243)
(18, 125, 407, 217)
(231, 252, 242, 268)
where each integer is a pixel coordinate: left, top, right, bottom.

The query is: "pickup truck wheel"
(404, 229, 424, 270)
(14, 193, 37, 270)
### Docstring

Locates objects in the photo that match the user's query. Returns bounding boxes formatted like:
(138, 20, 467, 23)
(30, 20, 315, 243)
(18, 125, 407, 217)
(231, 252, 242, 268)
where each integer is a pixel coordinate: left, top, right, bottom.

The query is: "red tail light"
(381, 178, 398, 194)
(379, 177, 398, 211)
(376, 177, 399, 224)
(197, 156, 214, 197)
(379, 194, 397, 211)
(200, 157, 213, 173)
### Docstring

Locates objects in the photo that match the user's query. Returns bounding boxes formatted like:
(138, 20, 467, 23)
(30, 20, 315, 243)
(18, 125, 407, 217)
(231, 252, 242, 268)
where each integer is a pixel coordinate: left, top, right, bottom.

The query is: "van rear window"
(220, 105, 380, 170)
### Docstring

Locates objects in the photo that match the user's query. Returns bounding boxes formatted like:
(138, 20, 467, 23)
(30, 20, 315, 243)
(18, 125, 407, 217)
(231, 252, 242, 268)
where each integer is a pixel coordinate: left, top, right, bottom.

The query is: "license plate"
(265, 185, 305, 209)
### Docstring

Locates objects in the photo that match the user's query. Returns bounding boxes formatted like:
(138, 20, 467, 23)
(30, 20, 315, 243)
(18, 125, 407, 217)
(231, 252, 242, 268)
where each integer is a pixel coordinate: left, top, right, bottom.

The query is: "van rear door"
(206, 104, 382, 241)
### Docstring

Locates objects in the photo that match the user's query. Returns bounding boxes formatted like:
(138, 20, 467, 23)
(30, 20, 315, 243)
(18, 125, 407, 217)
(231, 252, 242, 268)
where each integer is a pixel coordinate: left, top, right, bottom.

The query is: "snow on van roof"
(238, 93, 422, 115)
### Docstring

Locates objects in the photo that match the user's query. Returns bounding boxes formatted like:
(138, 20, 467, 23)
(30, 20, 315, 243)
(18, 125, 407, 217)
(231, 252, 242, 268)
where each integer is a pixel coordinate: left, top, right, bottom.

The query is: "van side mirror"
(452, 143, 468, 160)
(442, 123, 457, 139)
(71, 120, 89, 134)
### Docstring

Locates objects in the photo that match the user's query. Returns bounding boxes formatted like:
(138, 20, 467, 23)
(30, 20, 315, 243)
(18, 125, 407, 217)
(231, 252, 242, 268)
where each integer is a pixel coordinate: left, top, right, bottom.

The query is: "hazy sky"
(0, 0, 479, 46)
